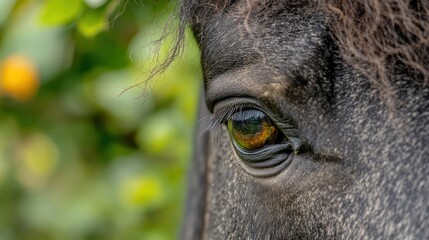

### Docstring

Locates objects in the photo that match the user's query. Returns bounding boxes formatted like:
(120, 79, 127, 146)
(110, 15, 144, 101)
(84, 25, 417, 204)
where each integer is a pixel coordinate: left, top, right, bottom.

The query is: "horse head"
(178, 1, 429, 239)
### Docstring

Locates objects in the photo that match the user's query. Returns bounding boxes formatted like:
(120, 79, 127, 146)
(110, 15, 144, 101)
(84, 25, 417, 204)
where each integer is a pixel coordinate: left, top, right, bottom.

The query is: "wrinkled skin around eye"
(227, 109, 278, 151)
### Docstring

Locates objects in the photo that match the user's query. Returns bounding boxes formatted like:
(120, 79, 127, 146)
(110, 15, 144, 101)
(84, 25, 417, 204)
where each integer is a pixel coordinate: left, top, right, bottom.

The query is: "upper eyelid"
(217, 97, 285, 118)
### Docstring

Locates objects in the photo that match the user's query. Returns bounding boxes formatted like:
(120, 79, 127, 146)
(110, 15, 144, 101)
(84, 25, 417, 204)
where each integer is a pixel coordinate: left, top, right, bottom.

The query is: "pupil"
(227, 109, 277, 151)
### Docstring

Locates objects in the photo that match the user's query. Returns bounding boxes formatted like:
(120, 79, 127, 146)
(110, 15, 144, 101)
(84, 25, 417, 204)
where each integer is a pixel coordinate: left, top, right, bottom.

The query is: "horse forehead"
(198, 3, 327, 84)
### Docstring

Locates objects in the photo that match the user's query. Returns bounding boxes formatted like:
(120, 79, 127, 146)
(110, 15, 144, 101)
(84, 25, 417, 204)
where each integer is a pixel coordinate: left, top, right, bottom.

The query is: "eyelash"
(208, 103, 252, 129)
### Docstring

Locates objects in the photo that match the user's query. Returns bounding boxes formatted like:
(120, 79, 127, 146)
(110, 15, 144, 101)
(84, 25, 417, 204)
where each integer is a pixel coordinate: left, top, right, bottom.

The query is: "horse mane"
(325, 0, 429, 99)
(157, 0, 429, 101)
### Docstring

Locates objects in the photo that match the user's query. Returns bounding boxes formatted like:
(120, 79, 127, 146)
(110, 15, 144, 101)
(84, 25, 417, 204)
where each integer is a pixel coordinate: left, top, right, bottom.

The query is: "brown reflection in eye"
(227, 110, 278, 151)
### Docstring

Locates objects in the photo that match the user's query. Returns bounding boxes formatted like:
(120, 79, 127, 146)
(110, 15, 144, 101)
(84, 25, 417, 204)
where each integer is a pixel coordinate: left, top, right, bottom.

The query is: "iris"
(227, 109, 278, 151)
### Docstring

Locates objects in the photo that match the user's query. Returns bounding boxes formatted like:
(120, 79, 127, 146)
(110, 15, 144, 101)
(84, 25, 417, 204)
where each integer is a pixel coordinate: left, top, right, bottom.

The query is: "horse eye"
(227, 109, 280, 151)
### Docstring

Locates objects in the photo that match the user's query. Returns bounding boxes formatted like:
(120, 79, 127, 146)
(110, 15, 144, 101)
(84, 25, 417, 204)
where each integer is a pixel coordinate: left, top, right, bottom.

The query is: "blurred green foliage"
(0, 0, 201, 239)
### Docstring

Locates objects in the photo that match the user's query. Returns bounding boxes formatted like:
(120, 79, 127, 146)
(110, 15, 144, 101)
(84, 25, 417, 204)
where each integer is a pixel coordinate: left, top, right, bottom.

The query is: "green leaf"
(39, 0, 83, 26)
(0, 0, 15, 26)
(77, 9, 107, 38)
(120, 176, 165, 209)
(84, 0, 107, 9)
(135, 110, 182, 156)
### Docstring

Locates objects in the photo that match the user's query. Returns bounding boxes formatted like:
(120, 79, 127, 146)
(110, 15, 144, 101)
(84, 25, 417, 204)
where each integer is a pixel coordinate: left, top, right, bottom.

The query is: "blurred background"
(0, 0, 201, 239)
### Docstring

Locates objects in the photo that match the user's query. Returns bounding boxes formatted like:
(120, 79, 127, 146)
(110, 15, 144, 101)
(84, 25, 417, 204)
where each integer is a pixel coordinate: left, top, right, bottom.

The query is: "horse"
(166, 0, 429, 239)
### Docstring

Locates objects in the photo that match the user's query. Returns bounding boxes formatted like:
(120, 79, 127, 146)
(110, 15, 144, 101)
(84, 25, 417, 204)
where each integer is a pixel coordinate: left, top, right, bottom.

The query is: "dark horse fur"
(171, 0, 429, 239)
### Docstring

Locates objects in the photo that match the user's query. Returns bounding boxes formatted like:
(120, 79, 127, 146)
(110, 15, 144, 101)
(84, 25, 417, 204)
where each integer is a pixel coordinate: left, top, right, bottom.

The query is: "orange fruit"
(0, 55, 39, 102)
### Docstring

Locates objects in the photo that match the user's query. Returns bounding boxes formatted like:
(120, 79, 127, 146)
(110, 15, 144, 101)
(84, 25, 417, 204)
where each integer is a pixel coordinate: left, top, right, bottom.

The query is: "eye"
(227, 109, 280, 151)
(211, 100, 308, 177)
(219, 105, 307, 177)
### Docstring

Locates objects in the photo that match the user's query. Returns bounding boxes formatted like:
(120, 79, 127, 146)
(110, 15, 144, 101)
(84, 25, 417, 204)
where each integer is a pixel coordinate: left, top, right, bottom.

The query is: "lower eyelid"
(232, 143, 295, 178)
(234, 143, 293, 160)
